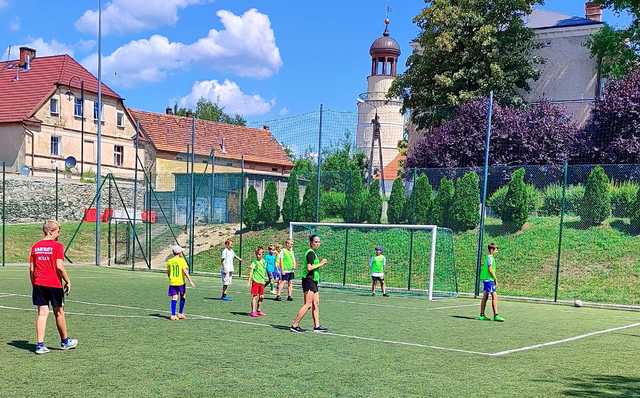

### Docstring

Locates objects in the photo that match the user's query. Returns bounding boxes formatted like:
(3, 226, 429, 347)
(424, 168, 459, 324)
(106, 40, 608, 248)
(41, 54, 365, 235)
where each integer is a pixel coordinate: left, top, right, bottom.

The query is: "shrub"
(451, 172, 480, 232)
(344, 169, 365, 223)
(540, 184, 585, 216)
(282, 171, 300, 225)
(299, 175, 318, 222)
(387, 178, 406, 224)
(631, 186, 640, 229)
(413, 175, 433, 224)
(243, 186, 260, 230)
(363, 180, 383, 224)
(320, 191, 346, 219)
(578, 166, 611, 226)
(260, 181, 280, 226)
(434, 177, 455, 228)
(501, 168, 529, 230)
(488, 183, 541, 218)
(610, 181, 639, 218)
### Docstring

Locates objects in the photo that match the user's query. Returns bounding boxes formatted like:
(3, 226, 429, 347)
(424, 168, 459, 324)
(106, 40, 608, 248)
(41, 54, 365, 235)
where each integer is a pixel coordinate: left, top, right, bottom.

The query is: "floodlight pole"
(474, 91, 494, 297)
(189, 115, 196, 272)
(315, 104, 323, 223)
(95, 0, 103, 266)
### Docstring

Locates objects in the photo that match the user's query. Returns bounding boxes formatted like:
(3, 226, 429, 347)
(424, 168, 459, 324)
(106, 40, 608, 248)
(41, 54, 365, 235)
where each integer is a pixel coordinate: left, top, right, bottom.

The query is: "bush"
(488, 183, 541, 218)
(281, 171, 300, 225)
(244, 186, 260, 230)
(631, 186, 640, 229)
(344, 169, 365, 223)
(260, 181, 280, 226)
(434, 177, 455, 228)
(578, 166, 611, 226)
(501, 168, 529, 230)
(299, 175, 318, 222)
(387, 178, 406, 224)
(320, 191, 346, 219)
(540, 184, 585, 216)
(363, 180, 383, 224)
(451, 172, 480, 232)
(610, 181, 639, 218)
(413, 175, 434, 224)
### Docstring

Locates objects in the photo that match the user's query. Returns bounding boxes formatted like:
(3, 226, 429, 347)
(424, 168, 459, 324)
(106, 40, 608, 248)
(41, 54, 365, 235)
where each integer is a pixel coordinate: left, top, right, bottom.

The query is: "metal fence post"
(55, 167, 59, 221)
(474, 91, 494, 297)
(407, 229, 414, 290)
(342, 228, 349, 287)
(554, 161, 569, 302)
(132, 120, 139, 269)
(2, 162, 4, 267)
(108, 175, 112, 266)
(189, 115, 196, 273)
(315, 104, 323, 223)
(239, 155, 245, 277)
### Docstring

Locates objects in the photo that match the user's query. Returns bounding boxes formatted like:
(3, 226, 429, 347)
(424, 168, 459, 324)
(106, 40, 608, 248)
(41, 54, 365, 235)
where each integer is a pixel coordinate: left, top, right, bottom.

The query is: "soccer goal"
(289, 222, 458, 300)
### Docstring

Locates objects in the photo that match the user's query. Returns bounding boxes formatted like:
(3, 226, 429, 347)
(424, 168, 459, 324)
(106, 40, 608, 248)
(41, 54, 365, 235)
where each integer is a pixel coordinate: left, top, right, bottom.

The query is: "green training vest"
(304, 248, 320, 283)
(370, 255, 385, 274)
(281, 249, 295, 273)
(480, 255, 495, 281)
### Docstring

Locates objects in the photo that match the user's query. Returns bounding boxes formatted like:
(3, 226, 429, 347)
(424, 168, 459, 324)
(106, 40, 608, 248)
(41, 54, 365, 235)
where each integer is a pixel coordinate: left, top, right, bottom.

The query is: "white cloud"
(75, 0, 203, 36)
(81, 9, 281, 87)
(178, 79, 275, 116)
(8, 16, 19, 32)
(5, 38, 74, 58)
(279, 107, 289, 116)
(0, 0, 7, 9)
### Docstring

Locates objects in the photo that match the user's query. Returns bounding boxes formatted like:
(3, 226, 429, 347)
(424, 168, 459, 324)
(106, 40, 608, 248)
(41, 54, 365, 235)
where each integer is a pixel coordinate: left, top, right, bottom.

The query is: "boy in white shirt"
(220, 239, 243, 301)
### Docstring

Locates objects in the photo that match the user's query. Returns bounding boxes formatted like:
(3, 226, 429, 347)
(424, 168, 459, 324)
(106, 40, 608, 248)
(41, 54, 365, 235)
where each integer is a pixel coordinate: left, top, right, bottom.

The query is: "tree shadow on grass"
(270, 325, 291, 331)
(484, 223, 517, 237)
(562, 375, 640, 397)
(562, 220, 595, 231)
(8, 340, 35, 352)
(610, 220, 640, 236)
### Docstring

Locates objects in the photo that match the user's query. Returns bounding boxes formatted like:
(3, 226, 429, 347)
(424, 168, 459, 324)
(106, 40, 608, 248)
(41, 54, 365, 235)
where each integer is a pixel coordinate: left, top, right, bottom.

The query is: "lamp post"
(66, 77, 85, 177)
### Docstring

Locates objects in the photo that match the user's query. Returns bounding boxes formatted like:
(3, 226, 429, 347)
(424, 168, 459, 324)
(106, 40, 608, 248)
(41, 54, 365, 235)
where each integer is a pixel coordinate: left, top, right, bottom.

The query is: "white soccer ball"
(574, 299, 583, 308)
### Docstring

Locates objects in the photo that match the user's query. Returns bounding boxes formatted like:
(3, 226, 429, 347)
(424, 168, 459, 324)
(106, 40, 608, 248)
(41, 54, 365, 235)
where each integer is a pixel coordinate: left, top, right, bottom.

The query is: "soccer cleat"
(274, 296, 282, 301)
(271, 289, 277, 295)
(383, 293, 390, 297)
(169, 315, 179, 321)
(493, 314, 505, 322)
(289, 326, 304, 333)
(256, 311, 265, 317)
(313, 325, 329, 333)
(478, 315, 490, 321)
(60, 338, 78, 350)
(287, 296, 293, 302)
(35, 344, 50, 355)
(248, 312, 259, 317)
(371, 292, 376, 296)
(177, 314, 187, 320)
(222, 296, 233, 302)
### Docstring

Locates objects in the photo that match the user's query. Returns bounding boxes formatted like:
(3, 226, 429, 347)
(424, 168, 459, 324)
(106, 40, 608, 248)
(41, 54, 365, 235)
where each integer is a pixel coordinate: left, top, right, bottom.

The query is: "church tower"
(356, 18, 404, 178)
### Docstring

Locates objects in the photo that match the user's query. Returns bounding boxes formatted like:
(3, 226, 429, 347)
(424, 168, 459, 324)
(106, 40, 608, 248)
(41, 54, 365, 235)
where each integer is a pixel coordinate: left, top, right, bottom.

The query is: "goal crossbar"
(289, 222, 442, 300)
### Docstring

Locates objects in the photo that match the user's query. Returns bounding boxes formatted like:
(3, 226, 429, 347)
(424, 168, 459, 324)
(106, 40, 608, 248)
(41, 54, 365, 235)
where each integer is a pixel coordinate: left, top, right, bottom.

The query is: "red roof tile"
(0, 54, 121, 124)
(375, 153, 405, 181)
(129, 109, 293, 168)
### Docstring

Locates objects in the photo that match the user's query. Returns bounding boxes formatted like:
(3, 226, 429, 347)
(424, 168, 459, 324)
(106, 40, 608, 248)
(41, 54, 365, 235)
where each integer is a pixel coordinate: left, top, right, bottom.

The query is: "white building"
(356, 19, 405, 180)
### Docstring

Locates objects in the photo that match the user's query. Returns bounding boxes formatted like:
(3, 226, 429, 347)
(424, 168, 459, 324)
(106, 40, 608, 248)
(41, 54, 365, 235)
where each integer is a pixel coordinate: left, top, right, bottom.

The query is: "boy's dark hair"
(255, 246, 264, 255)
(309, 234, 319, 243)
(488, 243, 497, 252)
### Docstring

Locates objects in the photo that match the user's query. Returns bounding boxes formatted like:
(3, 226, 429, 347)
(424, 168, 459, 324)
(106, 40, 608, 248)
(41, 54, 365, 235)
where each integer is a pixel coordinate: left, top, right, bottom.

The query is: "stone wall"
(3, 174, 145, 223)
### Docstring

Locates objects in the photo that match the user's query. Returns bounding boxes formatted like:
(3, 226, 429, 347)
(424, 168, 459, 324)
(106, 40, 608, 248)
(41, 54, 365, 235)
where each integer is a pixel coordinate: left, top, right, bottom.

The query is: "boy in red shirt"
(30, 220, 78, 354)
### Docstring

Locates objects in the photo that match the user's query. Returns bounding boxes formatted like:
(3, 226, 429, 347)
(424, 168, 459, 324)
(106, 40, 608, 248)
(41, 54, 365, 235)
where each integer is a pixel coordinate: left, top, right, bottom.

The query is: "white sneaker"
(60, 338, 78, 350)
(35, 345, 50, 355)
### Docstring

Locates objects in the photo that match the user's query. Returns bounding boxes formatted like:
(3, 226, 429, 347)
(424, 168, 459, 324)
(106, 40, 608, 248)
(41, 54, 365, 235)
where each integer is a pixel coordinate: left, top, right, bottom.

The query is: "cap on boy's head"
(172, 245, 184, 255)
(375, 246, 383, 252)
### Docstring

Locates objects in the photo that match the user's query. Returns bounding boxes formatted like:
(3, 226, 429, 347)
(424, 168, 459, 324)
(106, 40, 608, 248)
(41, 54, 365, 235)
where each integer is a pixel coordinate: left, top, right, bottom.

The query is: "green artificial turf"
(1, 265, 639, 397)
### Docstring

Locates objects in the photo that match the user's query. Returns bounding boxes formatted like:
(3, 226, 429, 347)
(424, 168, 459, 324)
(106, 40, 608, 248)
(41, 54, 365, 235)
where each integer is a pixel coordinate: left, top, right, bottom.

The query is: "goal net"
(289, 222, 458, 300)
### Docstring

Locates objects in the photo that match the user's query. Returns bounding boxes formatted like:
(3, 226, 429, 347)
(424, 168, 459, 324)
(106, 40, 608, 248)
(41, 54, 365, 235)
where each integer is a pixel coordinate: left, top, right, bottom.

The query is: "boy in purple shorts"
(479, 243, 504, 322)
(167, 245, 196, 320)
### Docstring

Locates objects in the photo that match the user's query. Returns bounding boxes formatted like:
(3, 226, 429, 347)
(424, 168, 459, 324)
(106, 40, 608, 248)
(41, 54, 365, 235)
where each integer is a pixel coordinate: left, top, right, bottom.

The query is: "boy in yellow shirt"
(166, 245, 196, 320)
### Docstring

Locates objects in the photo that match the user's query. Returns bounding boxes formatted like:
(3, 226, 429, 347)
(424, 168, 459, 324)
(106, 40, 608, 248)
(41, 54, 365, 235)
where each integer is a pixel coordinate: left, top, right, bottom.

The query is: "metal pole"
(315, 104, 323, 223)
(239, 155, 245, 277)
(108, 175, 112, 266)
(95, 0, 103, 266)
(474, 91, 494, 297)
(342, 229, 349, 287)
(408, 229, 414, 290)
(554, 161, 568, 302)
(132, 120, 139, 269)
(189, 115, 196, 272)
(80, 81, 85, 177)
(2, 162, 4, 267)
(147, 175, 152, 269)
(209, 151, 214, 222)
(55, 167, 59, 221)
(428, 228, 438, 301)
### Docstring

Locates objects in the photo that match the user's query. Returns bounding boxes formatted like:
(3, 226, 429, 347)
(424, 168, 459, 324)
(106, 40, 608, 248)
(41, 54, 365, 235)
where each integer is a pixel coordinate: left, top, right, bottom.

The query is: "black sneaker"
(289, 326, 304, 333)
(371, 292, 376, 296)
(313, 325, 329, 333)
(287, 296, 293, 302)
(383, 293, 390, 297)
(274, 296, 282, 301)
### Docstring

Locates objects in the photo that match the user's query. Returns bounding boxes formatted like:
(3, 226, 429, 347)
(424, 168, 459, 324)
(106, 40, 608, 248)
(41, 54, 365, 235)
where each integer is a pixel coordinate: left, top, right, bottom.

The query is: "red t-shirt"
(30, 239, 64, 288)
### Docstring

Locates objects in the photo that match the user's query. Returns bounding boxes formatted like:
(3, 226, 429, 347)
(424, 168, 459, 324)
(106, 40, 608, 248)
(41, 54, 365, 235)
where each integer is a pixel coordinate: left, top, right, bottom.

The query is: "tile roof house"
(0, 48, 144, 178)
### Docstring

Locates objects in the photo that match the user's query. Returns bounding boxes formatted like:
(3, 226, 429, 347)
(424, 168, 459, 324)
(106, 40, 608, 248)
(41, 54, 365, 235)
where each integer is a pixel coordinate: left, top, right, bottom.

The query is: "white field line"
(0, 293, 16, 299)
(490, 322, 640, 357)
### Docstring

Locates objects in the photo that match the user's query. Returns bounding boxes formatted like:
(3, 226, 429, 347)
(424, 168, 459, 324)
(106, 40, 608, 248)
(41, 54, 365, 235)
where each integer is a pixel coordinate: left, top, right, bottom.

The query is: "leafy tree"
(578, 166, 611, 226)
(406, 100, 578, 168)
(174, 98, 247, 126)
(434, 177, 455, 228)
(389, 0, 542, 129)
(299, 174, 318, 222)
(413, 175, 433, 224)
(281, 171, 300, 225)
(450, 172, 480, 232)
(243, 186, 260, 230)
(292, 156, 315, 179)
(387, 178, 406, 224)
(321, 135, 367, 193)
(260, 181, 280, 227)
(363, 180, 383, 224)
(344, 169, 365, 223)
(501, 168, 529, 231)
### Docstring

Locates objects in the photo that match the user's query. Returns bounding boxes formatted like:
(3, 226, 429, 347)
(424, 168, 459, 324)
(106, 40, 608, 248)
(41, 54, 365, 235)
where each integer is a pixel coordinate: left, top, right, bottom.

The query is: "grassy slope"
(194, 216, 640, 305)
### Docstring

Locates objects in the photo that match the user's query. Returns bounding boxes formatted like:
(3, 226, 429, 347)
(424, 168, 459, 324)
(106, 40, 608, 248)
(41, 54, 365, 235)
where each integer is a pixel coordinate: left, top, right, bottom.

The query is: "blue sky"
(0, 1, 632, 123)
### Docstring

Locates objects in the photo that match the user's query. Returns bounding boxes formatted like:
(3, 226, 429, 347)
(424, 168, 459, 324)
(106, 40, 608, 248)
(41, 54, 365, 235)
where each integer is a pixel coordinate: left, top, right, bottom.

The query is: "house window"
(50, 98, 59, 115)
(116, 111, 125, 128)
(113, 145, 124, 166)
(51, 136, 61, 156)
(93, 101, 103, 120)
(74, 97, 83, 118)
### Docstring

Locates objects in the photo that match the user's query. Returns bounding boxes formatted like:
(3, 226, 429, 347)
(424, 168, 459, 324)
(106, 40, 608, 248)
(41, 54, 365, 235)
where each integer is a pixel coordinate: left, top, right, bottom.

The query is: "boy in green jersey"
(370, 246, 389, 297)
(248, 247, 267, 317)
(276, 239, 297, 301)
(479, 243, 504, 322)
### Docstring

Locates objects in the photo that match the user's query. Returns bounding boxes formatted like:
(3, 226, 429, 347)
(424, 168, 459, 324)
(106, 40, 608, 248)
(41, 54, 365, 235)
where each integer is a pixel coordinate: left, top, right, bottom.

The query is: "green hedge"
(610, 181, 639, 218)
(488, 183, 541, 217)
(320, 191, 346, 219)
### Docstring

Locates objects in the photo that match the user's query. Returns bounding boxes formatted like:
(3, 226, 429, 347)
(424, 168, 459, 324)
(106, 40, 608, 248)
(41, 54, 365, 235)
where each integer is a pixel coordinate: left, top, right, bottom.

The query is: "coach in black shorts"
(290, 235, 328, 333)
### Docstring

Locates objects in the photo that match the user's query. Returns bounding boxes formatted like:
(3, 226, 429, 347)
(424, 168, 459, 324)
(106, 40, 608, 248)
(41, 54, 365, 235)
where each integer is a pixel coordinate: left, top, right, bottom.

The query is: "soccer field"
(0, 265, 639, 397)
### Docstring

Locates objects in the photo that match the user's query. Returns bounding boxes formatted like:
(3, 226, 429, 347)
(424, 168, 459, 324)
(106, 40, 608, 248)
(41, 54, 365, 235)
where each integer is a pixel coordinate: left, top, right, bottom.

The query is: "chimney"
(19, 47, 36, 70)
(585, 2, 603, 22)
(262, 125, 270, 131)
(165, 107, 173, 115)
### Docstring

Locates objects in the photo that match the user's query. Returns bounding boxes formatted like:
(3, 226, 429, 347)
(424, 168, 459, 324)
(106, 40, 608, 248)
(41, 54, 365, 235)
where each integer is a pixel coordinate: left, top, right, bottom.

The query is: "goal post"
(289, 222, 458, 300)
